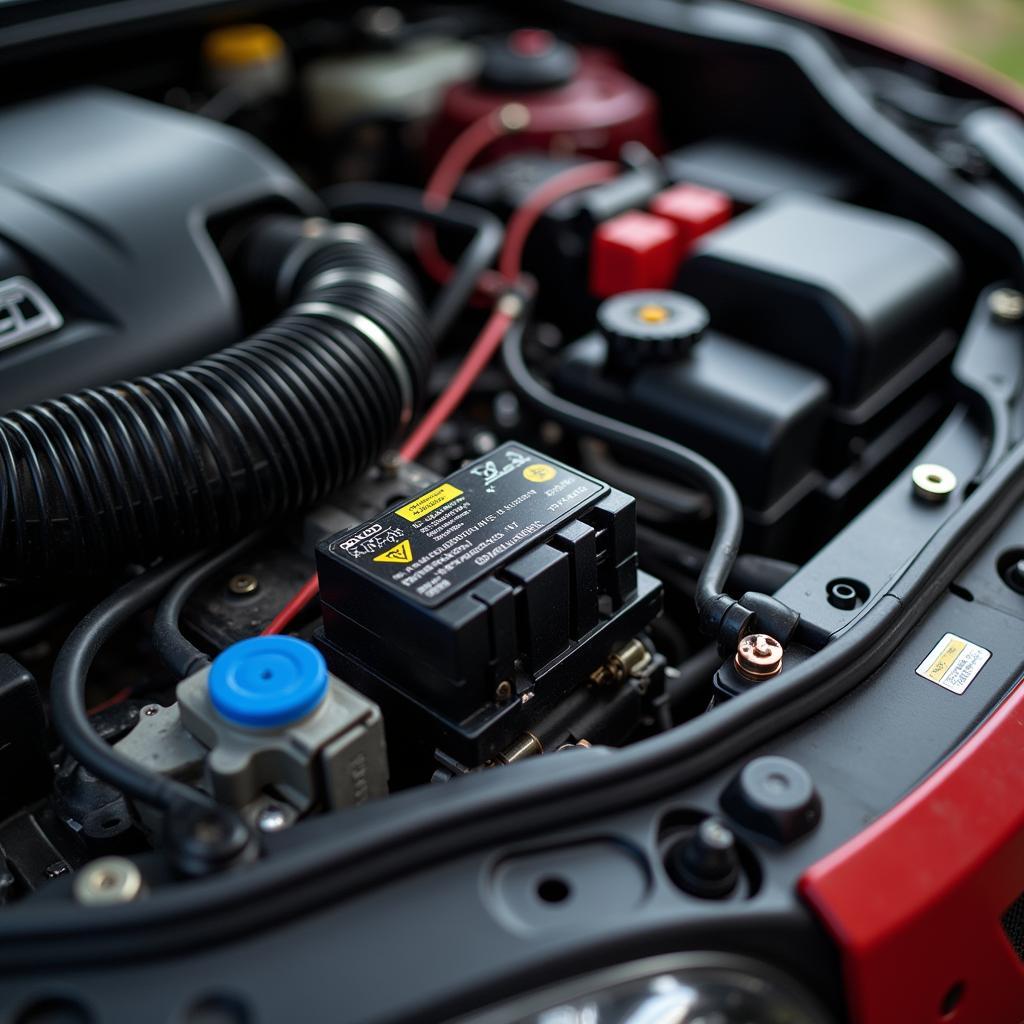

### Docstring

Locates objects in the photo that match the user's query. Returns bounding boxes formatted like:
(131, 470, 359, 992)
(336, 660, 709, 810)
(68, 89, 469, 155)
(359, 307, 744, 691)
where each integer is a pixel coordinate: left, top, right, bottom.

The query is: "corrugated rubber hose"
(0, 215, 432, 580)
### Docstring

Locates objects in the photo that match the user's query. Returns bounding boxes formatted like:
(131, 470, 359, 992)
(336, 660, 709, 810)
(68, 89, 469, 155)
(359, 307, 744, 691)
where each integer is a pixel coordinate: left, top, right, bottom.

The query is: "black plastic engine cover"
(0, 88, 319, 410)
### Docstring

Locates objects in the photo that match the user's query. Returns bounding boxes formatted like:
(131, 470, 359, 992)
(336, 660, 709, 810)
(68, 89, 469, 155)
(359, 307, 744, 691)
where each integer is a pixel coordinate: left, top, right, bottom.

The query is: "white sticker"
(915, 632, 991, 694)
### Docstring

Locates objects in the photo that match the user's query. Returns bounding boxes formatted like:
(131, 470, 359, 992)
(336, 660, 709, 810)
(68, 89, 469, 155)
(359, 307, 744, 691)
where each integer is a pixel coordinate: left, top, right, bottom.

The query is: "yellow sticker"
(923, 636, 967, 682)
(373, 540, 413, 564)
(395, 483, 462, 523)
(916, 633, 990, 694)
(523, 463, 557, 483)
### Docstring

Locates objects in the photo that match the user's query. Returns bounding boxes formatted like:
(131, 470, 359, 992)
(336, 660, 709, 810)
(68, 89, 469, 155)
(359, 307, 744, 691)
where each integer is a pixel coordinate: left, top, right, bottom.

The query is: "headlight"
(458, 953, 834, 1024)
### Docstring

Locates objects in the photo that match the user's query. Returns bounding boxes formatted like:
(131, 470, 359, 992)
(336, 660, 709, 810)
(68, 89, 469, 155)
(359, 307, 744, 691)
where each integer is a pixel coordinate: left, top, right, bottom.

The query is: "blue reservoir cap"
(208, 636, 328, 728)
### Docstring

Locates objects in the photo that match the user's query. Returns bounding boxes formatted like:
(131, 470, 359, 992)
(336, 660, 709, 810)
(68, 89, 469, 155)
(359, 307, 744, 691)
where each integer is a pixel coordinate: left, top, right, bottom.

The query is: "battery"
(315, 443, 662, 769)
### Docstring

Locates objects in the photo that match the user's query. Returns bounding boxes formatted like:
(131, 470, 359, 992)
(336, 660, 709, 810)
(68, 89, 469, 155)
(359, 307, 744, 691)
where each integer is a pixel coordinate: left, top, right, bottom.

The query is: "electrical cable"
(317, 182, 504, 342)
(0, 601, 72, 650)
(416, 109, 512, 294)
(262, 574, 321, 638)
(501, 323, 744, 637)
(152, 530, 268, 678)
(51, 554, 218, 814)
(401, 161, 619, 463)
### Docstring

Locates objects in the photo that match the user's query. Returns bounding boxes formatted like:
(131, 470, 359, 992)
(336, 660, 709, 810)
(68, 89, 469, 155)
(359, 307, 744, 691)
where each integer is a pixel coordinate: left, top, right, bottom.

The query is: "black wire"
(318, 182, 504, 341)
(638, 525, 798, 596)
(152, 530, 268, 679)
(50, 554, 216, 814)
(666, 645, 721, 711)
(0, 601, 71, 650)
(502, 321, 744, 637)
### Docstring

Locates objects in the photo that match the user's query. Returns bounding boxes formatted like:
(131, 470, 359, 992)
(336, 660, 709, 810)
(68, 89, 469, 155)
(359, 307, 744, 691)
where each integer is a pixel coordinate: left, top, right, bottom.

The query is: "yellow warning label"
(373, 540, 413, 564)
(922, 636, 967, 682)
(395, 483, 463, 523)
(523, 463, 557, 483)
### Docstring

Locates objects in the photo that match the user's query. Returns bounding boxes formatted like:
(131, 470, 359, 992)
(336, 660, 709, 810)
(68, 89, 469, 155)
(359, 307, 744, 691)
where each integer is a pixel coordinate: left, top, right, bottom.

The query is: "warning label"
(327, 444, 607, 608)
(916, 632, 991, 695)
(373, 540, 413, 564)
(395, 484, 463, 523)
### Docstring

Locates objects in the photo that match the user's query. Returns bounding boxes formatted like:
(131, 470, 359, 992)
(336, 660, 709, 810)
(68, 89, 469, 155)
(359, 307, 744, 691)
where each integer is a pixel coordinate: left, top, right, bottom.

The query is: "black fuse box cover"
(316, 444, 658, 728)
(676, 193, 962, 405)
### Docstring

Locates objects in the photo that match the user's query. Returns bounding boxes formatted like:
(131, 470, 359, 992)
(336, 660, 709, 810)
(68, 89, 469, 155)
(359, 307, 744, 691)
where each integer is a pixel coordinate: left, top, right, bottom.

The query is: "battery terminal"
(590, 638, 652, 686)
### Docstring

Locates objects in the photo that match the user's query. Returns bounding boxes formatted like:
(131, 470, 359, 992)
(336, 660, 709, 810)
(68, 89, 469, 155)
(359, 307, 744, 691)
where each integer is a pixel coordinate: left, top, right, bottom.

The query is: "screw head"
(989, 287, 1024, 323)
(257, 804, 291, 834)
(378, 449, 402, 477)
(495, 680, 513, 701)
(734, 634, 783, 681)
(912, 463, 957, 503)
(73, 857, 144, 906)
(228, 573, 259, 596)
(142, 704, 160, 717)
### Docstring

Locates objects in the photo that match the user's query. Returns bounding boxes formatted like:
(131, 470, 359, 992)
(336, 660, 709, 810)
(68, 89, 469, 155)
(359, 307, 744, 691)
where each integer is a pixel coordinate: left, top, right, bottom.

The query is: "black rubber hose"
(0, 216, 432, 582)
(51, 555, 216, 814)
(502, 323, 744, 637)
(318, 182, 504, 342)
(151, 530, 268, 679)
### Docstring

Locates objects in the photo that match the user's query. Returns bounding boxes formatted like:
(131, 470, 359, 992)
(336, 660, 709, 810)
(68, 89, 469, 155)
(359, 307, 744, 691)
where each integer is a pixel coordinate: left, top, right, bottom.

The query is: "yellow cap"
(203, 24, 284, 69)
(636, 303, 670, 324)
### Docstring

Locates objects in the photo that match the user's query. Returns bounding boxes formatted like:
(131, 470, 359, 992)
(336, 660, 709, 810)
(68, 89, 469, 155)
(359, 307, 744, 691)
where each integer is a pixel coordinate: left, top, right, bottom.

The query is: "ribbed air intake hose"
(0, 215, 432, 580)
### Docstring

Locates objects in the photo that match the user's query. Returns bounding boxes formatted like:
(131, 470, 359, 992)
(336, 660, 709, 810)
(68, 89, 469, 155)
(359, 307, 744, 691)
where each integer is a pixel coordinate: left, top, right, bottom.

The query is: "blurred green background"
(799, 0, 1024, 84)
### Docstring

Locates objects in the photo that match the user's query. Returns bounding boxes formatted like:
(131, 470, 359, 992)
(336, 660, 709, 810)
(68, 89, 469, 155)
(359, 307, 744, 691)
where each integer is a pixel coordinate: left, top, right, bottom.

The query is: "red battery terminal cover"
(589, 210, 680, 298)
(649, 182, 733, 257)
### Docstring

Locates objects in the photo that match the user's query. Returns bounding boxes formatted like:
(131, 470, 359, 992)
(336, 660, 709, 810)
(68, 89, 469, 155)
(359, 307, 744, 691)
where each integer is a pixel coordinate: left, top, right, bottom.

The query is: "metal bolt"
(228, 573, 259, 596)
(494, 680, 513, 701)
(912, 463, 957, 503)
(256, 805, 290, 834)
(734, 634, 784, 682)
(378, 449, 402, 477)
(73, 857, 144, 906)
(989, 287, 1024, 323)
(142, 704, 160, 717)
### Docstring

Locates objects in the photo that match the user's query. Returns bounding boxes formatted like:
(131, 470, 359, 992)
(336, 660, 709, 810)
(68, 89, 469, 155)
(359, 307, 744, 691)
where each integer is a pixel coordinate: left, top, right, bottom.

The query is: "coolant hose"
(0, 215, 432, 580)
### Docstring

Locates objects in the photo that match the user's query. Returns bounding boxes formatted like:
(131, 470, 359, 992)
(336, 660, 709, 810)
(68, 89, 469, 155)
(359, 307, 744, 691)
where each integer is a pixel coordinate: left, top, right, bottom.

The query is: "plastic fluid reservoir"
(303, 38, 481, 136)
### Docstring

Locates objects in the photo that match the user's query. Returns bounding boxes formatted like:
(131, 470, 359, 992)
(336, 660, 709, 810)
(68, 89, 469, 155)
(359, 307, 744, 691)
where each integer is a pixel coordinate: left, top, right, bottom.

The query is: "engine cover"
(0, 88, 319, 409)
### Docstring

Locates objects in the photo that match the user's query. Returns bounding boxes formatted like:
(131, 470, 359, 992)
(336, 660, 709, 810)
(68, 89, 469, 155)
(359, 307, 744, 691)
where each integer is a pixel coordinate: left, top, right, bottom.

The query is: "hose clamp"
(304, 266, 418, 314)
(291, 301, 414, 425)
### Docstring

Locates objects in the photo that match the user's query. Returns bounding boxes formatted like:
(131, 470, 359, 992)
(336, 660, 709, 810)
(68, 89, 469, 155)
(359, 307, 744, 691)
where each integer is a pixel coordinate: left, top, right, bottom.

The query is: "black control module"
(315, 443, 662, 775)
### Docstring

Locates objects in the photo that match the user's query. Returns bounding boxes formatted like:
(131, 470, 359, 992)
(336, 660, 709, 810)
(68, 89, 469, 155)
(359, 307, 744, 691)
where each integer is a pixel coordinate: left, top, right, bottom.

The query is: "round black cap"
(598, 290, 709, 371)
(478, 29, 579, 92)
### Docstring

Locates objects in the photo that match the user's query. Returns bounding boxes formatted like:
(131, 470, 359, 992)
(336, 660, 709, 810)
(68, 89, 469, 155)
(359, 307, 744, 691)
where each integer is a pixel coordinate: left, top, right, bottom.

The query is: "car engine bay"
(0, 1, 1023, 1020)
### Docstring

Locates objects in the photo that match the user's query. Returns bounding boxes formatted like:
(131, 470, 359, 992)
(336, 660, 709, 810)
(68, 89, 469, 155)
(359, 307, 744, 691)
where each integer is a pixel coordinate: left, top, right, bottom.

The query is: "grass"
(793, 0, 1024, 84)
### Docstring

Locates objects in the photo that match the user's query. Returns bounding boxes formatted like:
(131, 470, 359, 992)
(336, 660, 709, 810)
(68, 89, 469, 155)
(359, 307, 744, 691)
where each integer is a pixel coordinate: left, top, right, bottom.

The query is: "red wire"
(417, 111, 509, 289)
(261, 573, 321, 636)
(399, 305, 517, 463)
(263, 157, 618, 635)
(87, 686, 133, 716)
(498, 161, 619, 281)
